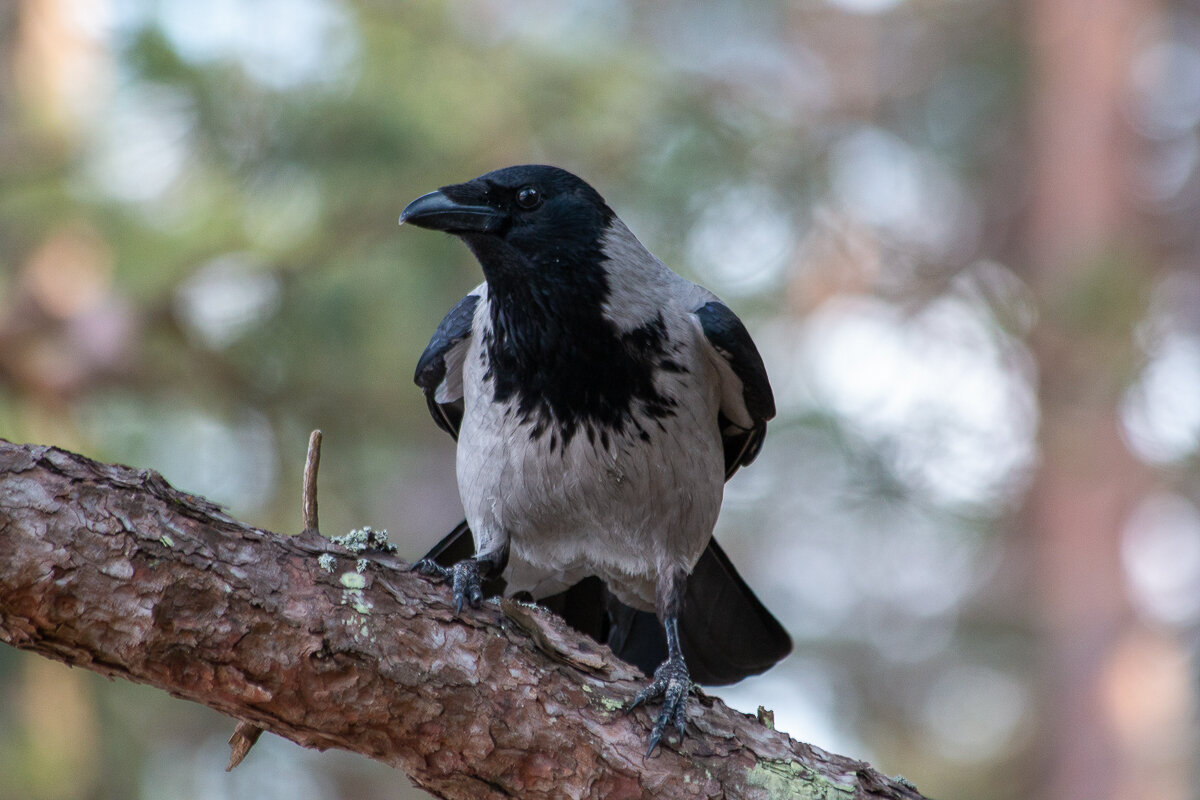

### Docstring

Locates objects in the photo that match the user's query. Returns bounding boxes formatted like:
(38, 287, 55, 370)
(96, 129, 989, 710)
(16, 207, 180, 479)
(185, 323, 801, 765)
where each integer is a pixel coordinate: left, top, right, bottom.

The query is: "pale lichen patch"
(580, 683, 625, 713)
(339, 572, 366, 590)
(331, 526, 395, 554)
(335, 572, 373, 615)
(746, 760, 856, 800)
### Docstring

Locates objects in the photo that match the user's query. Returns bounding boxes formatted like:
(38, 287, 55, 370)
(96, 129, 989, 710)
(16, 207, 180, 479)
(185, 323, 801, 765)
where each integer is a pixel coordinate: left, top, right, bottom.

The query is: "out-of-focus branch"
(0, 439, 927, 800)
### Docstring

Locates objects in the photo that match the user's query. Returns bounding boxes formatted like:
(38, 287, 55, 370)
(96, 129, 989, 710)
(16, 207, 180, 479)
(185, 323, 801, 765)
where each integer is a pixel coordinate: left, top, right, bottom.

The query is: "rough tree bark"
(0, 439, 927, 800)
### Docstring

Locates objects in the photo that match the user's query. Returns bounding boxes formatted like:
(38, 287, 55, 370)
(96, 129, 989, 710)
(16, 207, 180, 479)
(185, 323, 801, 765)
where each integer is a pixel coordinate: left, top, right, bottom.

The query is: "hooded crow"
(401, 165, 791, 756)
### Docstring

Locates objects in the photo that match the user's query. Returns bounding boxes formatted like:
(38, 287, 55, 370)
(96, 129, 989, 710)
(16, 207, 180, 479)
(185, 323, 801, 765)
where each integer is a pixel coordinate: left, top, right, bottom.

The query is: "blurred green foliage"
(3, 2, 1200, 800)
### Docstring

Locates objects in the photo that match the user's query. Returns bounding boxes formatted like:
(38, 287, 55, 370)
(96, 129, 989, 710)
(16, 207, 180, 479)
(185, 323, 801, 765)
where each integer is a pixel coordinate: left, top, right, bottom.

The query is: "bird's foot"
(412, 558, 483, 615)
(625, 653, 692, 757)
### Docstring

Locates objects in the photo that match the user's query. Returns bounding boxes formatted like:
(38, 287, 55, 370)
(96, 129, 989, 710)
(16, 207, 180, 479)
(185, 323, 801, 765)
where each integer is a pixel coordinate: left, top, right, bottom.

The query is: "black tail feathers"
(421, 522, 790, 685)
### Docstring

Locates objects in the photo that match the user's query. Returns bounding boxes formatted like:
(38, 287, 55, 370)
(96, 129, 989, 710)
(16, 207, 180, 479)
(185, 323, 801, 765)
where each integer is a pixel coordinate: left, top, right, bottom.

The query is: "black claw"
(414, 558, 482, 616)
(450, 559, 482, 614)
(645, 729, 663, 759)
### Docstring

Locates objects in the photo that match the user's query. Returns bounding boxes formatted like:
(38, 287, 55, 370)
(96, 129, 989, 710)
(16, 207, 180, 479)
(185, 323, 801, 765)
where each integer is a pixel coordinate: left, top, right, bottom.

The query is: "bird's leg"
(625, 568, 692, 757)
(413, 540, 508, 616)
(626, 616, 691, 756)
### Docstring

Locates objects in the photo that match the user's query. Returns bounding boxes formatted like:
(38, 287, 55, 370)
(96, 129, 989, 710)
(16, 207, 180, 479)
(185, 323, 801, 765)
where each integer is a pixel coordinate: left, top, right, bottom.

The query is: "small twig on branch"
(302, 429, 322, 535)
(228, 429, 325, 770)
(226, 722, 263, 770)
(0, 439, 929, 800)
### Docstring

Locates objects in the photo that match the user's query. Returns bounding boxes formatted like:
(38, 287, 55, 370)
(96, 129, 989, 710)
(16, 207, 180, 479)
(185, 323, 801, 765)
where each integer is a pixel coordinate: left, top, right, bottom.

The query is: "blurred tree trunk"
(1021, 1, 1190, 799)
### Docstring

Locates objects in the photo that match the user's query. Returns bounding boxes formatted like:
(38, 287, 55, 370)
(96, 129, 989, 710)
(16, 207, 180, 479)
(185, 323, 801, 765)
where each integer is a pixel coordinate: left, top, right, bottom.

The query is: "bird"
(399, 164, 791, 756)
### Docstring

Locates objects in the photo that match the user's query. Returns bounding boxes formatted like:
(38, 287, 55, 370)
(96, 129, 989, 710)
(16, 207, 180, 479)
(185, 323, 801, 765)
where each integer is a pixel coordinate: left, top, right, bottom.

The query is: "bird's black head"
(400, 165, 615, 281)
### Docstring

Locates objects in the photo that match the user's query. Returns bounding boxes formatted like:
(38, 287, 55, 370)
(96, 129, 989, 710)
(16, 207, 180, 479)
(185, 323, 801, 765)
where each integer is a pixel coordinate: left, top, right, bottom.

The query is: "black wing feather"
(695, 301, 775, 479)
(414, 293, 479, 440)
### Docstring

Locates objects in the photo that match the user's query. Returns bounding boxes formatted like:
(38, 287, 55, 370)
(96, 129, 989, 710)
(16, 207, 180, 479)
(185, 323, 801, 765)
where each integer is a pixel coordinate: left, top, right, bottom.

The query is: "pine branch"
(0, 439, 927, 800)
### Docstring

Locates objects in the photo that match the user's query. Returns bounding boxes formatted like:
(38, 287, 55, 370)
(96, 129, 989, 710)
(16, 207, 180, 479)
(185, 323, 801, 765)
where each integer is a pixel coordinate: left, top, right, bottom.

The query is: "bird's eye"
(515, 186, 542, 210)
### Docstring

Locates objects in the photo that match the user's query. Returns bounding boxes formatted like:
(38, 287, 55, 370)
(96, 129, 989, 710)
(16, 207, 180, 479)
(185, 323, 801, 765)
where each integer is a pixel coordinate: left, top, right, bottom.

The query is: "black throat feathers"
(475, 246, 682, 449)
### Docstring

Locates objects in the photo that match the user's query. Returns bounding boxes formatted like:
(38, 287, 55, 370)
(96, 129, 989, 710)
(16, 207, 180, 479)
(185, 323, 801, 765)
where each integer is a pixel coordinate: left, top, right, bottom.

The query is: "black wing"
(694, 300, 776, 480)
(414, 292, 480, 440)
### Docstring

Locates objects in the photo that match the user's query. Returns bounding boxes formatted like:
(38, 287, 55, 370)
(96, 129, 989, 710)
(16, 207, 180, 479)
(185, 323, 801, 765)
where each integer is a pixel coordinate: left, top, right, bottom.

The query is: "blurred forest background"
(2, 0, 1200, 798)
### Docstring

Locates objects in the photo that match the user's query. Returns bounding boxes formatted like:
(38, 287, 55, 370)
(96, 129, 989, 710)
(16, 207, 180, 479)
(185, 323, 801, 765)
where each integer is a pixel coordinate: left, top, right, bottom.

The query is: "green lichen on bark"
(746, 759, 856, 800)
(580, 682, 625, 713)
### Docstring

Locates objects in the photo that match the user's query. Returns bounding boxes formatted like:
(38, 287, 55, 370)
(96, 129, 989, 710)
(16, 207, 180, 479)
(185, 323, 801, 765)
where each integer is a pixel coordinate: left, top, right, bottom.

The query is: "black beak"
(399, 189, 503, 234)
